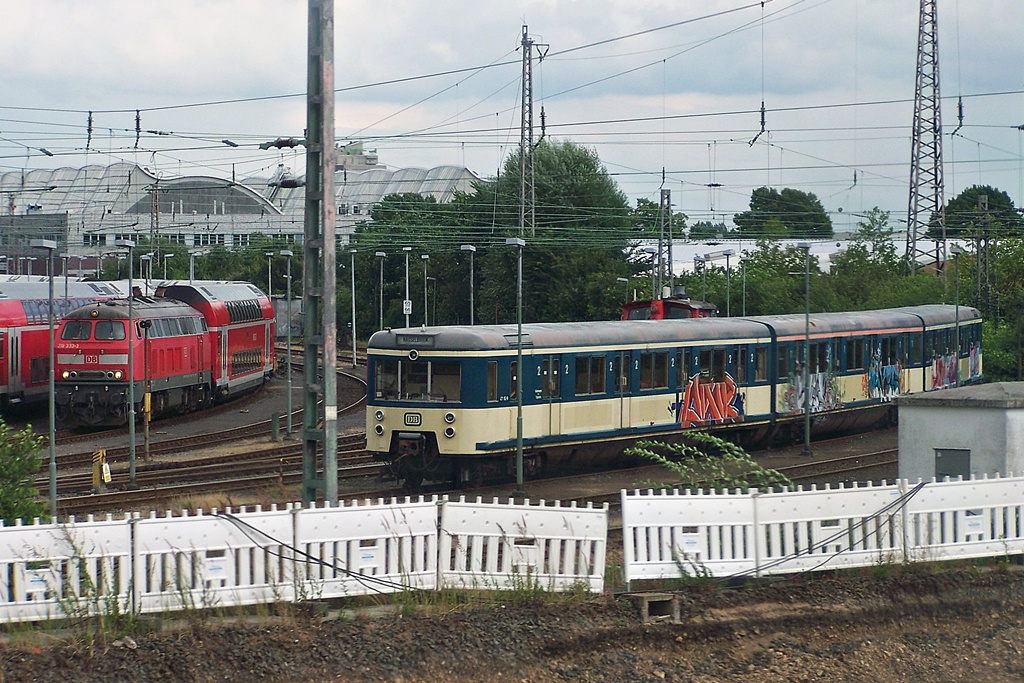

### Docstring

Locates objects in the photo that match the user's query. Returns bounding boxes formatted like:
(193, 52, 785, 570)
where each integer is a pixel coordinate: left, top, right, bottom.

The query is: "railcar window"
(755, 347, 767, 382)
(711, 349, 726, 381)
(61, 320, 92, 340)
(734, 345, 747, 383)
(487, 361, 498, 402)
(847, 339, 864, 370)
(676, 349, 691, 388)
(640, 351, 669, 390)
(94, 320, 125, 341)
(778, 346, 789, 380)
(574, 355, 606, 395)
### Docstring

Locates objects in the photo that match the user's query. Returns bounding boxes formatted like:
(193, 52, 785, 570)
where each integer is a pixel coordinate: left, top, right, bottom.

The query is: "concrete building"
(896, 382, 1024, 482)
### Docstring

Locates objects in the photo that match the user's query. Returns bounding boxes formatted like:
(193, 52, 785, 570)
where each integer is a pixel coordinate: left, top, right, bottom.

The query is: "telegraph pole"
(301, 0, 338, 505)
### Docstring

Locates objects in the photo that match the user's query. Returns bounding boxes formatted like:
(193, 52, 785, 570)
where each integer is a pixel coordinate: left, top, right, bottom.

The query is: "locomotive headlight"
(114, 370, 124, 380)
(374, 424, 384, 436)
(61, 370, 70, 379)
(374, 409, 384, 422)
(444, 426, 455, 439)
(444, 412, 456, 424)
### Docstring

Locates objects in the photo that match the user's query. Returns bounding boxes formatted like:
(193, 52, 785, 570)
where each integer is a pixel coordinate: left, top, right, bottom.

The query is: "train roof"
(156, 281, 267, 304)
(0, 277, 125, 300)
(368, 305, 981, 353)
(64, 297, 197, 320)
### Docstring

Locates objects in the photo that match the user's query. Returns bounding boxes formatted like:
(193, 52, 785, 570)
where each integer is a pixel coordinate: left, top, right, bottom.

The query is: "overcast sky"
(2, 0, 1022, 234)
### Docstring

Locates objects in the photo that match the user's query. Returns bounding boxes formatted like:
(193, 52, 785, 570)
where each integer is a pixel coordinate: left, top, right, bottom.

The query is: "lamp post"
(616, 277, 629, 305)
(797, 242, 813, 457)
(280, 249, 294, 435)
(114, 238, 138, 487)
(951, 244, 963, 386)
(265, 252, 274, 296)
(723, 249, 735, 317)
(375, 251, 386, 330)
(505, 237, 526, 497)
(163, 253, 174, 280)
(740, 256, 748, 316)
(421, 254, 430, 326)
(349, 248, 358, 366)
(643, 245, 658, 299)
(403, 246, 412, 328)
(189, 250, 201, 282)
(461, 244, 476, 325)
(141, 253, 152, 291)
(30, 239, 57, 516)
(60, 253, 70, 303)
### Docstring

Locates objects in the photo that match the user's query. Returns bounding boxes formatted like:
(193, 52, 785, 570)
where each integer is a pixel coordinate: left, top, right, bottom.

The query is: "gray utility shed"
(895, 382, 1024, 482)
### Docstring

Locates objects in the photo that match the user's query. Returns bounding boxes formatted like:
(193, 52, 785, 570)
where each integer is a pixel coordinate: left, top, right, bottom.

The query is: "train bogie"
(367, 305, 984, 488)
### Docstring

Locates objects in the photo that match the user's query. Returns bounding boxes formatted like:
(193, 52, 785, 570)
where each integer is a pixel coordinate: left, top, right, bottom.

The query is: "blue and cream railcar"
(366, 305, 982, 487)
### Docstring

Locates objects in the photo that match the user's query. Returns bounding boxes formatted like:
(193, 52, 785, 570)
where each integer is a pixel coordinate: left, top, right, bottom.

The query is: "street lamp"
(163, 253, 174, 280)
(616, 277, 629, 305)
(189, 250, 202, 282)
(113, 238, 138, 487)
(30, 239, 57, 516)
(349, 248, 358, 366)
(403, 246, 412, 328)
(643, 245, 658, 299)
(421, 254, 430, 327)
(141, 253, 153, 290)
(280, 249, 294, 435)
(694, 256, 707, 300)
(722, 249, 735, 317)
(461, 244, 476, 325)
(265, 252, 274, 296)
(375, 251, 386, 330)
(505, 237, 526, 497)
(797, 242, 813, 458)
(740, 256, 748, 316)
(951, 244, 964, 386)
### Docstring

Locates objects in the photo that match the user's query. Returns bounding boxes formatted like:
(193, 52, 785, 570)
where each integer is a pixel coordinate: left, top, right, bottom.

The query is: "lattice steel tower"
(905, 0, 945, 272)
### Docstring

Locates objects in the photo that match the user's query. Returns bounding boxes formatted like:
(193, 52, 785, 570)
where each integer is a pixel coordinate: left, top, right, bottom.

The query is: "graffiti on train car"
(781, 367, 843, 415)
(675, 374, 744, 428)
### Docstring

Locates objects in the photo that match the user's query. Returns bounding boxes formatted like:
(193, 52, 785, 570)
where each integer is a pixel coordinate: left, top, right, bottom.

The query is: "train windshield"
(375, 358, 461, 402)
(94, 321, 126, 341)
(61, 320, 92, 340)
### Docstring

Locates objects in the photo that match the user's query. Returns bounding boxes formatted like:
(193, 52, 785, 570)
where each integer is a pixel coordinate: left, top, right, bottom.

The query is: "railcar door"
(8, 330, 21, 398)
(539, 355, 561, 436)
(615, 351, 631, 429)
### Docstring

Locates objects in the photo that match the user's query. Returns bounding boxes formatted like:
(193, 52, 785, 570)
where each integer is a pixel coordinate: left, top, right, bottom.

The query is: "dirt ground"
(3, 565, 1024, 682)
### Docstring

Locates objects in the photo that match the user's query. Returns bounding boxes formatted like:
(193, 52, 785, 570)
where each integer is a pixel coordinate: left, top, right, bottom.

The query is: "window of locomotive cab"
(61, 320, 92, 341)
(375, 358, 400, 400)
(640, 351, 669, 390)
(574, 355, 606, 396)
(94, 320, 125, 341)
(429, 361, 461, 402)
(626, 305, 652, 320)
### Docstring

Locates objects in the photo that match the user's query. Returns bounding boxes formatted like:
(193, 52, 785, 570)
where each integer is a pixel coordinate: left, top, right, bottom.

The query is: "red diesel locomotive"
(0, 277, 127, 408)
(55, 281, 275, 427)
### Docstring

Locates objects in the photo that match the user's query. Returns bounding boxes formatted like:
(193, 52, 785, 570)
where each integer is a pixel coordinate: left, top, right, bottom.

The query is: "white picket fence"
(0, 496, 608, 624)
(621, 474, 1024, 587)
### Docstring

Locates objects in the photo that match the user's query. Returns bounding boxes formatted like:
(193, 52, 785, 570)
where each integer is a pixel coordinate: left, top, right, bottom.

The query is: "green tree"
(630, 197, 687, 237)
(929, 185, 1022, 239)
(828, 207, 903, 309)
(0, 420, 48, 523)
(733, 187, 833, 238)
(688, 220, 729, 240)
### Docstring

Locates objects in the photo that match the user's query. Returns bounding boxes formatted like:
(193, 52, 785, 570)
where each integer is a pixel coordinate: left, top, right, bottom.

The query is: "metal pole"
(506, 237, 526, 497)
(114, 239, 138, 487)
(799, 243, 813, 457)
(376, 251, 385, 330)
(403, 246, 411, 328)
(281, 250, 294, 435)
(29, 243, 59, 516)
(954, 249, 960, 386)
(461, 244, 476, 325)
(350, 248, 357, 366)
(265, 252, 273, 296)
(741, 258, 747, 316)
(724, 250, 733, 317)
(421, 254, 429, 326)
